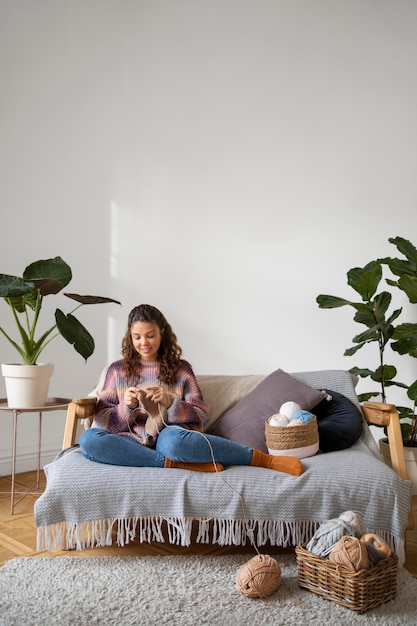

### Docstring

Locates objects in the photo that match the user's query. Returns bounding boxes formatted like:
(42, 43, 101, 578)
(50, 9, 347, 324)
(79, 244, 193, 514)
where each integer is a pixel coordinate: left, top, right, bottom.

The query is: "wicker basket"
(295, 543, 398, 613)
(265, 415, 319, 458)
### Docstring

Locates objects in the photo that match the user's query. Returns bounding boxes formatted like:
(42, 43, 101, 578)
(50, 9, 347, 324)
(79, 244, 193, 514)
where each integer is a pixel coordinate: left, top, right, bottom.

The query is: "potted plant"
(316, 236, 417, 492)
(0, 256, 120, 407)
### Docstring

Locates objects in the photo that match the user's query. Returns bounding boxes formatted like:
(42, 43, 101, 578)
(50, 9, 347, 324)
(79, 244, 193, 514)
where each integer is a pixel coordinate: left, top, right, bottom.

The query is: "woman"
(80, 304, 303, 476)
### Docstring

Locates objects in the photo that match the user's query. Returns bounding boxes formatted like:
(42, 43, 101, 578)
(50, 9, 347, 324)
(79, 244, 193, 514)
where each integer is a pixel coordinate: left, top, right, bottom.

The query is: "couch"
(34, 368, 413, 563)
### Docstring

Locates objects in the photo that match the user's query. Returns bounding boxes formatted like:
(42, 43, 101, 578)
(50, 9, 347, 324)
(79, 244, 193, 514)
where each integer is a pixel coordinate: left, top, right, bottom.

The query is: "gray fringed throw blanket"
(35, 439, 411, 563)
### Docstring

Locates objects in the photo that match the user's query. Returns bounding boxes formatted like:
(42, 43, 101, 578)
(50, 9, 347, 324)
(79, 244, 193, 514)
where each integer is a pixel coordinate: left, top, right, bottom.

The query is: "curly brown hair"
(122, 304, 182, 386)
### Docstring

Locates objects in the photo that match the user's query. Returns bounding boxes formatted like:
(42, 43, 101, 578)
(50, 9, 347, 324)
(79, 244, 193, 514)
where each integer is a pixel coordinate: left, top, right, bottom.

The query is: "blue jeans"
(79, 425, 253, 468)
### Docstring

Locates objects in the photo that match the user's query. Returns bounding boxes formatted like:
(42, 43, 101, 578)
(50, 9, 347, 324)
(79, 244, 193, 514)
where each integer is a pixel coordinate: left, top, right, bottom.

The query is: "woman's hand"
(125, 386, 139, 409)
(144, 385, 173, 408)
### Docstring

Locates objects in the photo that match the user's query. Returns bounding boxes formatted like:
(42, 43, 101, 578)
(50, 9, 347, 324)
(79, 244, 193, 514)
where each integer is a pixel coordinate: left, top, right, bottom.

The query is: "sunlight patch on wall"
(106, 314, 120, 366)
(110, 201, 121, 279)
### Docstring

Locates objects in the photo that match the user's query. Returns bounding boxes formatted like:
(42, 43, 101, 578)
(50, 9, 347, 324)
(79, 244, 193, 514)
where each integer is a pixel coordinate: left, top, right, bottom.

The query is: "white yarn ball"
(279, 401, 302, 419)
(338, 510, 366, 538)
(269, 414, 289, 427)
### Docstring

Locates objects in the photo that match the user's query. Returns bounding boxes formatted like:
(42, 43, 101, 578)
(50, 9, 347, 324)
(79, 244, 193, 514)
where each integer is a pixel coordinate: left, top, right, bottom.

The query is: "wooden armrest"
(361, 401, 396, 427)
(362, 401, 414, 530)
(362, 401, 407, 479)
(62, 397, 97, 449)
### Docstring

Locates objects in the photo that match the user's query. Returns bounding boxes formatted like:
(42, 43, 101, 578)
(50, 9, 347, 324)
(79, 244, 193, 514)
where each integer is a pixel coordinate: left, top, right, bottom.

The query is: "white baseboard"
(0, 439, 62, 476)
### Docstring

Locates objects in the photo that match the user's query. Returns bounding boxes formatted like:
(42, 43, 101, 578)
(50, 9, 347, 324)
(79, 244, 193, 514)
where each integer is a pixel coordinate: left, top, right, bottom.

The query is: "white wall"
(1, 0, 416, 474)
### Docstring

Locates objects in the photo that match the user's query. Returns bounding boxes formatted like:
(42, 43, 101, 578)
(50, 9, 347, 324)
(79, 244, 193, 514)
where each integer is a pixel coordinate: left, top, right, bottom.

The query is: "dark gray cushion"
(313, 388, 364, 452)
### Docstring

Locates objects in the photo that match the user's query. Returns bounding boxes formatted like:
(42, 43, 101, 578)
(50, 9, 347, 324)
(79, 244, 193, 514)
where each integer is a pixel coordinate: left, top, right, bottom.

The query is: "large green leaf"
(385, 307, 403, 326)
(23, 257, 72, 296)
(349, 367, 374, 378)
(383, 260, 413, 279)
(370, 365, 397, 382)
(374, 291, 391, 319)
(392, 338, 417, 358)
(388, 236, 417, 266)
(6, 291, 39, 314)
(348, 365, 398, 382)
(384, 380, 409, 390)
(380, 237, 417, 280)
(316, 295, 353, 309)
(55, 309, 95, 361)
(407, 380, 417, 402)
(64, 293, 121, 306)
(352, 326, 380, 344)
(344, 343, 368, 356)
(392, 323, 417, 356)
(398, 275, 417, 303)
(357, 391, 381, 402)
(392, 322, 417, 341)
(0, 275, 35, 298)
(353, 306, 378, 329)
(347, 262, 382, 300)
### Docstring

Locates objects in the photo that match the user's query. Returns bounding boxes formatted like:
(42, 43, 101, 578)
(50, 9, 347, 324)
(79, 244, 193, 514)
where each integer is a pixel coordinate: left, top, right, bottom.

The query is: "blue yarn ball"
(289, 410, 315, 424)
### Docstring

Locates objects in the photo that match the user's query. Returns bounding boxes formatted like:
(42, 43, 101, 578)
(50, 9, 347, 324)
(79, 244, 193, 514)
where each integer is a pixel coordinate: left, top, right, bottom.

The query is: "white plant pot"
(1, 363, 54, 408)
(379, 438, 417, 495)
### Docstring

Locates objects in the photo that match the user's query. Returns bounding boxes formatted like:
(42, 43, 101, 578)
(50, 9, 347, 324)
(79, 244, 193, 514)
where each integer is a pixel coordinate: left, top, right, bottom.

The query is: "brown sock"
(250, 449, 304, 476)
(164, 458, 224, 472)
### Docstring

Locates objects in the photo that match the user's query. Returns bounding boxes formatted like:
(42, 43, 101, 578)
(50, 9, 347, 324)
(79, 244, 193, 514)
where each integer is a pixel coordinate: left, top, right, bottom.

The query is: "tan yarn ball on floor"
(329, 535, 371, 572)
(236, 554, 281, 598)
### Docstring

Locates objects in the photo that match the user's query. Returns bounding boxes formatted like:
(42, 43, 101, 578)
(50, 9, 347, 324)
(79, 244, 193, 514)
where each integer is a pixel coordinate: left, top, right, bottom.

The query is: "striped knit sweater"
(93, 359, 209, 442)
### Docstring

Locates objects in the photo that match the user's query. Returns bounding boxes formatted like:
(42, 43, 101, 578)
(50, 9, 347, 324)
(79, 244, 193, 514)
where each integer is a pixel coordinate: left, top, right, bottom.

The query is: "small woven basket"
(265, 415, 319, 458)
(295, 543, 398, 614)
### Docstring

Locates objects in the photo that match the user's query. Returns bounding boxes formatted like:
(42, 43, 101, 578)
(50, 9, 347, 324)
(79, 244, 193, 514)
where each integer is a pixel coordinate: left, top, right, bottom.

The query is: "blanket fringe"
(35, 517, 406, 564)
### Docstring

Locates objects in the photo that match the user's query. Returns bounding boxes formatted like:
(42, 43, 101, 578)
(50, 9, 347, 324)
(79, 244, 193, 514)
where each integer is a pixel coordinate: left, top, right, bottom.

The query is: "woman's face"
(130, 321, 163, 361)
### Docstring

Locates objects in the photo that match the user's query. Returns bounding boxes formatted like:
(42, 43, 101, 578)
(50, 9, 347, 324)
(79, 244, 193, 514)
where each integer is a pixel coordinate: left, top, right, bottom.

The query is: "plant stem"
(378, 331, 386, 402)
(0, 326, 26, 361)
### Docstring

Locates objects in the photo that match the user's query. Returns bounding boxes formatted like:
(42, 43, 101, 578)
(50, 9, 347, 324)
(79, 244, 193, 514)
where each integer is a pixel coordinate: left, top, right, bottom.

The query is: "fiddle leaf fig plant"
(316, 236, 417, 447)
(381, 237, 417, 445)
(0, 256, 121, 365)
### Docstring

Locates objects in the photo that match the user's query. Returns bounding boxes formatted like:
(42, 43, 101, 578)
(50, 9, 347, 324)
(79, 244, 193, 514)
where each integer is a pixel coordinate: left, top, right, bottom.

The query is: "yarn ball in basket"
(338, 510, 367, 538)
(287, 418, 303, 427)
(361, 533, 392, 564)
(329, 535, 371, 572)
(268, 413, 289, 427)
(288, 410, 315, 424)
(306, 510, 366, 557)
(236, 554, 281, 598)
(279, 401, 302, 419)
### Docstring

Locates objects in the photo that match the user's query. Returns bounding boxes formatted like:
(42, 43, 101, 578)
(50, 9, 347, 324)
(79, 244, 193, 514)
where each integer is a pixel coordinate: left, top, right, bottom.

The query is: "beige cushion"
(197, 374, 265, 428)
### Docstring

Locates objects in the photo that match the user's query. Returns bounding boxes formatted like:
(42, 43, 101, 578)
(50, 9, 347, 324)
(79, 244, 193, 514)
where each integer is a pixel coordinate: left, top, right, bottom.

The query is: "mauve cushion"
(313, 388, 364, 453)
(208, 369, 327, 453)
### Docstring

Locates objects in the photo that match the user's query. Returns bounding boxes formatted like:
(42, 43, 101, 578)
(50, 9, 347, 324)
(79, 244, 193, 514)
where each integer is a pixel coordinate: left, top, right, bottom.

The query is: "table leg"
(0, 399, 70, 514)
(10, 410, 18, 515)
(36, 411, 42, 488)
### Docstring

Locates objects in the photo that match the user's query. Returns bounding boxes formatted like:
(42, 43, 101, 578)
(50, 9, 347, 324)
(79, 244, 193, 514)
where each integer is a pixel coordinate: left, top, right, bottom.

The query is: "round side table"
(0, 397, 71, 514)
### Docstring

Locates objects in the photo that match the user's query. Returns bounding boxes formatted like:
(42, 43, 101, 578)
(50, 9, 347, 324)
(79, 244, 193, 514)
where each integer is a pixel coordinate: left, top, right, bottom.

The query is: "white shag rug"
(0, 553, 416, 626)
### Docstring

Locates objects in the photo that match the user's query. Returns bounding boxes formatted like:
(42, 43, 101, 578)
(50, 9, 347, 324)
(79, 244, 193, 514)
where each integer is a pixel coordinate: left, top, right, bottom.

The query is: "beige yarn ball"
(329, 535, 371, 572)
(236, 554, 281, 598)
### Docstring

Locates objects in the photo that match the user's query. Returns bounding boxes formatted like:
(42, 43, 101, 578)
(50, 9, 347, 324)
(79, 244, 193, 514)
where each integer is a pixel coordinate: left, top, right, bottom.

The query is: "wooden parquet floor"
(1, 470, 416, 576)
